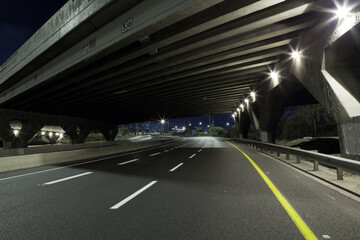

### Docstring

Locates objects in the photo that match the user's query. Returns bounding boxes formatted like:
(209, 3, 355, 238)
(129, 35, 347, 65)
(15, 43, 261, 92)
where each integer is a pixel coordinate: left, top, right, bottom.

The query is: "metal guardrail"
(232, 138, 360, 180)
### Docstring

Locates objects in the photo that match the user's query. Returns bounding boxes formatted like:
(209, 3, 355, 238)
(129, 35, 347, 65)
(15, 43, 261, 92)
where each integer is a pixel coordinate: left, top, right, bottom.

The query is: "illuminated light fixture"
(49, 132, 53, 137)
(13, 129, 19, 136)
(234, 111, 237, 116)
(189, 123, 192, 126)
(55, 132, 60, 136)
(250, 92, 256, 102)
(240, 104, 245, 111)
(175, 126, 177, 129)
(245, 99, 249, 104)
(41, 131, 46, 136)
(182, 127, 186, 130)
(237, 108, 240, 112)
(207, 125, 210, 128)
(60, 133, 64, 138)
(199, 122, 202, 125)
(336, 5, 350, 19)
(270, 71, 279, 80)
(232, 114, 235, 118)
(291, 50, 301, 60)
(160, 119, 165, 124)
(226, 123, 229, 126)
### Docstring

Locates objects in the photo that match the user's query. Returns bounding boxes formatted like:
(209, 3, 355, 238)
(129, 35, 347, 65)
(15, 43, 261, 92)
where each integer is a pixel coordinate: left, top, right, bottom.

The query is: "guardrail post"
(336, 168, 343, 180)
(314, 161, 319, 171)
(277, 151, 280, 157)
(296, 155, 301, 164)
(286, 153, 290, 160)
(270, 149, 273, 154)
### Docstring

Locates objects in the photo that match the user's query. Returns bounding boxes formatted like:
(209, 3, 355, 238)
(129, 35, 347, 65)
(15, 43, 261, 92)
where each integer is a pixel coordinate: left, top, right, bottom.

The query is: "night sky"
(0, 1, 68, 65)
(1, 0, 233, 128)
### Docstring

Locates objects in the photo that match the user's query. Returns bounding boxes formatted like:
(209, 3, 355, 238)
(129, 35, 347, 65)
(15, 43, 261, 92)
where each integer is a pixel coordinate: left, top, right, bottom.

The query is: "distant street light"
(199, 122, 202, 125)
(250, 92, 256, 102)
(226, 123, 229, 126)
(13, 129, 19, 136)
(240, 104, 245, 112)
(41, 131, 46, 136)
(160, 119, 165, 134)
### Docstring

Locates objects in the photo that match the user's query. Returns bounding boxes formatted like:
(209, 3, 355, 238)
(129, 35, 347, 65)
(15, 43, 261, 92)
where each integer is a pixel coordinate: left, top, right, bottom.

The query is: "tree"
(209, 126, 226, 136)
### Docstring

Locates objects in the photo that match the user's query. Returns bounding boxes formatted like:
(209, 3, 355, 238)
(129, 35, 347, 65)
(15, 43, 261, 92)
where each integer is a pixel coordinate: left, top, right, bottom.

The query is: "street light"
(245, 99, 249, 104)
(335, 5, 350, 19)
(237, 108, 240, 113)
(250, 92, 256, 102)
(199, 122, 202, 125)
(240, 104, 245, 112)
(41, 131, 46, 136)
(226, 123, 229, 126)
(291, 50, 301, 60)
(270, 70, 279, 84)
(13, 129, 19, 136)
(160, 119, 165, 134)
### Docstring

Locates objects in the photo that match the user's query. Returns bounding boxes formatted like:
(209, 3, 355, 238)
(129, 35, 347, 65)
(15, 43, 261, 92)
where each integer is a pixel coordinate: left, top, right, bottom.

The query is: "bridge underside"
(0, 0, 321, 123)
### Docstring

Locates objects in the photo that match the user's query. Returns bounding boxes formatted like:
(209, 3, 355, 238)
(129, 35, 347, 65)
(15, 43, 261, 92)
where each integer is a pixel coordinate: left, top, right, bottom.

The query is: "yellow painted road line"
(227, 141, 318, 240)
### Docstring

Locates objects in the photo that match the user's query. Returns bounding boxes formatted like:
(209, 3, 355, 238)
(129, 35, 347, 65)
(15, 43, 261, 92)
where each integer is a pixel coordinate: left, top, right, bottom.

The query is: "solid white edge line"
(118, 159, 139, 165)
(110, 181, 157, 209)
(169, 163, 184, 172)
(149, 152, 161, 156)
(0, 141, 178, 182)
(189, 154, 196, 159)
(42, 172, 93, 186)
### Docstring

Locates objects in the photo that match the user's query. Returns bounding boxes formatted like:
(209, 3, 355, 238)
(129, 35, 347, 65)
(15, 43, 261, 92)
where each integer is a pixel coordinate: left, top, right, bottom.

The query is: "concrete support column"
(239, 110, 251, 139)
(247, 102, 260, 140)
(101, 126, 119, 141)
(61, 124, 92, 144)
(234, 115, 240, 138)
(257, 93, 285, 143)
(288, 12, 360, 159)
(0, 117, 15, 149)
(16, 121, 44, 148)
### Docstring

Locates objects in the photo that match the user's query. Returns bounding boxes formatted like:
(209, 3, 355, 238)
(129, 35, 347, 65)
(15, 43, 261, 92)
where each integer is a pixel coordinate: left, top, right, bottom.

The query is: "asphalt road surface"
(0, 137, 359, 240)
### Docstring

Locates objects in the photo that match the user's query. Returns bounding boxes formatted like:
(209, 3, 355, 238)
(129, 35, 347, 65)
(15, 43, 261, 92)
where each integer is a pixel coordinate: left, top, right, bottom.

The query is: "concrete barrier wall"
(0, 139, 173, 173)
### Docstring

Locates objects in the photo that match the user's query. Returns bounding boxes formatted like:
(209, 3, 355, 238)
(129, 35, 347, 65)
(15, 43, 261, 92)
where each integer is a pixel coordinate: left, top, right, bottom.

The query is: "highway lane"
(0, 137, 359, 240)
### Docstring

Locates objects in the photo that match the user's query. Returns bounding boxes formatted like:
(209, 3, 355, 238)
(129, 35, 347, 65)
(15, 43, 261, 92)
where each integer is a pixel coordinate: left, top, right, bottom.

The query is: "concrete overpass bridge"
(0, 0, 359, 159)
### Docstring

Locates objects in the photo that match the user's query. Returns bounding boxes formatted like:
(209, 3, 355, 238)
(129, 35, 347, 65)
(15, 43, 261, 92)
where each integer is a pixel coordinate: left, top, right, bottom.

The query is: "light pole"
(160, 119, 165, 134)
